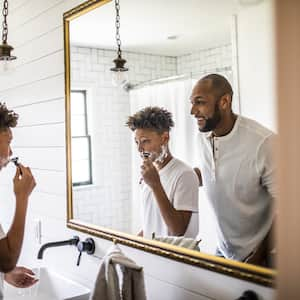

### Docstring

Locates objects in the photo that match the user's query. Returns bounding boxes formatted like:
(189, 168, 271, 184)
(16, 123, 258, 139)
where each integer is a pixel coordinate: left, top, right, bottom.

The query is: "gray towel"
(90, 245, 146, 300)
(152, 235, 201, 251)
(89, 252, 120, 300)
(121, 266, 146, 300)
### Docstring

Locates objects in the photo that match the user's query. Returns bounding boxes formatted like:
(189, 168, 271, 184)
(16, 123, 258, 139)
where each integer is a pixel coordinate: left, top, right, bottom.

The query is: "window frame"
(71, 90, 93, 187)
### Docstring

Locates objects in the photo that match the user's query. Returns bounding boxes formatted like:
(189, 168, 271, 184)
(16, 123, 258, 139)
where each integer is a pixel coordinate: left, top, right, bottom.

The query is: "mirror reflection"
(68, 0, 275, 268)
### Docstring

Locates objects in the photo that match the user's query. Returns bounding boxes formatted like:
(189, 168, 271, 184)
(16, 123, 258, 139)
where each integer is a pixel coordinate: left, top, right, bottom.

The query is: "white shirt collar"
(204, 115, 241, 141)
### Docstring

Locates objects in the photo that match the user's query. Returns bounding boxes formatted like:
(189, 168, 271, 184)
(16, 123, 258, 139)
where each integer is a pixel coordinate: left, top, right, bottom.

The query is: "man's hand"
(14, 165, 36, 199)
(141, 159, 160, 188)
(4, 266, 38, 288)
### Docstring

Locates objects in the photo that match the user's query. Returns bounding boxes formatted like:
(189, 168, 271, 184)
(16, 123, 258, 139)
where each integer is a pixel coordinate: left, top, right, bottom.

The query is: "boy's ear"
(161, 131, 169, 144)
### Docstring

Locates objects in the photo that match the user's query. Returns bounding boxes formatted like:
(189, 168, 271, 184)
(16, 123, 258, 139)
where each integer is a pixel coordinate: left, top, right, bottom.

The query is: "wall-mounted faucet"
(37, 236, 80, 259)
(76, 238, 95, 266)
(37, 236, 95, 266)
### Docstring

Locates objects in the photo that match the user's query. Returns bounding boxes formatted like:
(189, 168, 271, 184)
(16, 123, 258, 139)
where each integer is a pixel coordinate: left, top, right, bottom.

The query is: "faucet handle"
(77, 238, 95, 254)
(76, 238, 95, 266)
(76, 251, 82, 266)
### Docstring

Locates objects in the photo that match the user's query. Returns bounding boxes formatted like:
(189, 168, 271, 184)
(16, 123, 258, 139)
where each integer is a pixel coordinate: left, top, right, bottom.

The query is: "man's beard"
(198, 103, 221, 132)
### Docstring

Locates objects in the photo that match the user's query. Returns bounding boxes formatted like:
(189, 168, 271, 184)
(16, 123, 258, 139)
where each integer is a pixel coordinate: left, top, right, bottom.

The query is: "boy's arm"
(0, 165, 35, 272)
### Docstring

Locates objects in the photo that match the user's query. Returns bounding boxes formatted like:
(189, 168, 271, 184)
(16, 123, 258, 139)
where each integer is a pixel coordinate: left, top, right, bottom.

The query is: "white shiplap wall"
(0, 1, 274, 299)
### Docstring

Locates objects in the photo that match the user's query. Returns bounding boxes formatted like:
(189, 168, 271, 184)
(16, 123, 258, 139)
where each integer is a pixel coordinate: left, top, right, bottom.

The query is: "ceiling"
(70, 0, 240, 56)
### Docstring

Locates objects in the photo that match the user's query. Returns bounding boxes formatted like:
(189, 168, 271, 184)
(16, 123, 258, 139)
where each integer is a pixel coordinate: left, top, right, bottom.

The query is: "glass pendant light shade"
(111, 69, 129, 87)
(110, 0, 129, 88)
(110, 56, 129, 87)
(0, 59, 16, 73)
(0, 43, 16, 73)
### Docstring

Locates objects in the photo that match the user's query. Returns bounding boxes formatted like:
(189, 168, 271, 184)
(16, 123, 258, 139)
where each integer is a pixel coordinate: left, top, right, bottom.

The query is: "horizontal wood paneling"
(13, 27, 64, 68)
(0, 168, 65, 196)
(16, 98, 65, 126)
(9, 0, 84, 47)
(12, 147, 65, 171)
(0, 74, 64, 105)
(9, 0, 65, 30)
(0, 51, 64, 91)
(144, 275, 213, 300)
(7, 0, 28, 11)
(13, 123, 65, 147)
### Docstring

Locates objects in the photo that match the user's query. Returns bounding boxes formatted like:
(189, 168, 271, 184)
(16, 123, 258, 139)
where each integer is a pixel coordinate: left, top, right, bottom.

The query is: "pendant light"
(0, 0, 16, 63)
(110, 0, 128, 87)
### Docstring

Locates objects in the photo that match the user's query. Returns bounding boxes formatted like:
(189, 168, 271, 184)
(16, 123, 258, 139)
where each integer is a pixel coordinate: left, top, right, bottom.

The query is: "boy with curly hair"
(126, 106, 199, 239)
(0, 102, 37, 295)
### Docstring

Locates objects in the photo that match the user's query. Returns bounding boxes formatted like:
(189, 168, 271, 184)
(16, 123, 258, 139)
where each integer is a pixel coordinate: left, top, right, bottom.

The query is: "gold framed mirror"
(64, 0, 276, 286)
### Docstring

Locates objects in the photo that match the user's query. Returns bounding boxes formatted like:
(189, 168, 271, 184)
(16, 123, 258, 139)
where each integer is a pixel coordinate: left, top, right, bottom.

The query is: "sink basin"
(4, 267, 90, 300)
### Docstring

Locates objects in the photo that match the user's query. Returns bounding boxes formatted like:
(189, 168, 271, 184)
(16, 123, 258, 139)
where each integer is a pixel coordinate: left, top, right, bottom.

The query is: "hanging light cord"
(110, 0, 128, 73)
(114, 0, 122, 59)
(2, 0, 8, 44)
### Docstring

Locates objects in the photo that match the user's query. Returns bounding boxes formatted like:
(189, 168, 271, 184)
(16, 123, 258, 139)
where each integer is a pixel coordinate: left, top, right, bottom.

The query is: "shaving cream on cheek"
(154, 144, 168, 164)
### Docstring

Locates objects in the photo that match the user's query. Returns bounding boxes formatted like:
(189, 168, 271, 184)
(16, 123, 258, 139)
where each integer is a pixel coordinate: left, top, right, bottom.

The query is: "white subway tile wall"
(177, 44, 232, 75)
(71, 47, 177, 232)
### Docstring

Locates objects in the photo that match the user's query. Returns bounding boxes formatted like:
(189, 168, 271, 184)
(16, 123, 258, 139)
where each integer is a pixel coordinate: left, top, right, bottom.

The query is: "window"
(71, 90, 93, 186)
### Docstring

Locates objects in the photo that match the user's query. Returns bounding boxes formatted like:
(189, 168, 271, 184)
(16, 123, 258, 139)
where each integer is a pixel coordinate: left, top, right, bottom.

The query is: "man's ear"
(220, 93, 231, 110)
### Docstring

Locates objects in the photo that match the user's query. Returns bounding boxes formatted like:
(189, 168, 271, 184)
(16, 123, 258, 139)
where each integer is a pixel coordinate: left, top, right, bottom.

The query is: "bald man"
(190, 74, 275, 266)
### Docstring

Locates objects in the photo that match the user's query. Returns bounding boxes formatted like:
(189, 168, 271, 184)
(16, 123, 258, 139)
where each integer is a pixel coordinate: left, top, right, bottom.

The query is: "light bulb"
(0, 60, 16, 73)
(111, 70, 129, 87)
(0, 61, 9, 73)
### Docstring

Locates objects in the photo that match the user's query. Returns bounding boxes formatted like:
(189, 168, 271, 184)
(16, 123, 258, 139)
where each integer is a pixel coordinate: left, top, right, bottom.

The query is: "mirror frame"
(63, 0, 275, 287)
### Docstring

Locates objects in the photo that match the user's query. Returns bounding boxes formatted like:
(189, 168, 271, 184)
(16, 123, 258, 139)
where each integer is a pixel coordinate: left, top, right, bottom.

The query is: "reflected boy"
(126, 106, 199, 238)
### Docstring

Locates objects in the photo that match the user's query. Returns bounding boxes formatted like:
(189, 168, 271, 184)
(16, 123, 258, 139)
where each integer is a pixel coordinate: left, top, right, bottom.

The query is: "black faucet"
(37, 236, 79, 259)
(235, 290, 259, 300)
(76, 238, 95, 266)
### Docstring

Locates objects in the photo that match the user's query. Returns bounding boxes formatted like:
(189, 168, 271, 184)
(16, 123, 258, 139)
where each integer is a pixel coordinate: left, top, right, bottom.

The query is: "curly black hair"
(126, 106, 174, 133)
(0, 102, 19, 131)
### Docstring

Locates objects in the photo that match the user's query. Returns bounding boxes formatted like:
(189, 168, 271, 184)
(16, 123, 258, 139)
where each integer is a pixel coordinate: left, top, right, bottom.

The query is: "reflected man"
(190, 74, 275, 266)
(0, 103, 37, 294)
(126, 107, 199, 239)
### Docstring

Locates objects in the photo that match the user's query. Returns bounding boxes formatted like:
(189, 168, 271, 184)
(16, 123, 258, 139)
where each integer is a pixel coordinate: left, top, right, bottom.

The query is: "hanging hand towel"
(89, 245, 121, 300)
(90, 244, 146, 300)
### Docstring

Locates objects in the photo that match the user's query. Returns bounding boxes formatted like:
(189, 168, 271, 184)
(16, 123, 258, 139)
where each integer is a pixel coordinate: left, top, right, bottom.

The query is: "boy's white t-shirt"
(141, 158, 199, 239)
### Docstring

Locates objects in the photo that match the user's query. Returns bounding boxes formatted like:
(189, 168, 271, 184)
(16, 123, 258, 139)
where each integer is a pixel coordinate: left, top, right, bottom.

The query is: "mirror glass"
(67, 0, 275, 270)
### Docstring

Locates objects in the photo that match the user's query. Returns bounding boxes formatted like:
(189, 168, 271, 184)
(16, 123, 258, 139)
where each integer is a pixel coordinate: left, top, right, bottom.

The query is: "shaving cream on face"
(154, 144, 168, 164)
(140, 144, 168, 164)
